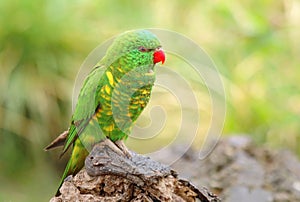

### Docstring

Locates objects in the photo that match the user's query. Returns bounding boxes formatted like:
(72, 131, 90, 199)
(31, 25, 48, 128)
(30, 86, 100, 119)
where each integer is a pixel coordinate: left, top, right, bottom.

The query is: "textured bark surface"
(169, 136, 300, 202)
(50, 139, 220, 202)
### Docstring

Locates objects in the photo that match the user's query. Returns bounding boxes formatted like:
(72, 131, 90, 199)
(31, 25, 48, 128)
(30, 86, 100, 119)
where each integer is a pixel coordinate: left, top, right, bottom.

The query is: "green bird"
(45, 30, 165, 196)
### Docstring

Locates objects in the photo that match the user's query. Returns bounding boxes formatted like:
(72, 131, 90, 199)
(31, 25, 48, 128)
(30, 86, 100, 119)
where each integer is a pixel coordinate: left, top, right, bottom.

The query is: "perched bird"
(45, 30, 165, 196)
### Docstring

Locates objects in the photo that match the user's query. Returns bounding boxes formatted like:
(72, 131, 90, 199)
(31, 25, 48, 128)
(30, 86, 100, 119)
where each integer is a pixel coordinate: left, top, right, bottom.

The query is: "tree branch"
(50, 139, 221, 202)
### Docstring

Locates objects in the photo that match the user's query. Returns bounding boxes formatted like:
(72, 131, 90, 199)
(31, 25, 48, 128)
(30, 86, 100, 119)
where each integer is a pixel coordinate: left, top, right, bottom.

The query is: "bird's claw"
(115, 140, 132, 158)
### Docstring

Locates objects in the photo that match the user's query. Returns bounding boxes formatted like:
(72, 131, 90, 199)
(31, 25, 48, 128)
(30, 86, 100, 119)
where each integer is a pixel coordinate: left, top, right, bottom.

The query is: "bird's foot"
(115, 140, 132, 158)
(103, 139, 124, 157)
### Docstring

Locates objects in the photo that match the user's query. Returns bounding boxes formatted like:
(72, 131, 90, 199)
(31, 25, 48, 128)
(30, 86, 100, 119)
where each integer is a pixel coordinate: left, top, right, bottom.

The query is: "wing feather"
(61, 66, 105, 155)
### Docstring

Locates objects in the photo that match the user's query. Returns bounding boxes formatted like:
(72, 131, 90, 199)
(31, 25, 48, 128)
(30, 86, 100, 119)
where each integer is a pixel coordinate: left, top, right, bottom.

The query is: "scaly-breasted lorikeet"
(45, 30, 165, 196)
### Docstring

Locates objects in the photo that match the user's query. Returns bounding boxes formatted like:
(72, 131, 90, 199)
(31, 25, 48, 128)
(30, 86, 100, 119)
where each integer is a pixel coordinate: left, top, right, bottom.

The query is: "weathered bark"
(50, 139, 220, 202)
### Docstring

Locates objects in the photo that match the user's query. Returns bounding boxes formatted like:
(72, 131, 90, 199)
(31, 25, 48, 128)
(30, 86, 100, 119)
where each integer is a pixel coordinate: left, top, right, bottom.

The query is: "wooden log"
(50, 139, 220, 202)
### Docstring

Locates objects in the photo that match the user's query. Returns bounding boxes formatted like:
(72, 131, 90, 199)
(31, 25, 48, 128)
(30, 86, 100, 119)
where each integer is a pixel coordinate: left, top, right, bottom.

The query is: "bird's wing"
(61, 65, 106, 155)
(44, 130, 69, 151)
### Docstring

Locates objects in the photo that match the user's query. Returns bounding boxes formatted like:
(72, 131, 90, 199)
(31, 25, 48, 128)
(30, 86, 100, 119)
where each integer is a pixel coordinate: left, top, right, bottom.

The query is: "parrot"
(44, 30, 166, 196)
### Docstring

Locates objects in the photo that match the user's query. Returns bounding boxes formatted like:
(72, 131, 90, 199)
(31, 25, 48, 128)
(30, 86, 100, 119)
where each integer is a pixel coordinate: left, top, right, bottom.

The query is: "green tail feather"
(55, 157, 72, 196)
(55, 139, 88, 196)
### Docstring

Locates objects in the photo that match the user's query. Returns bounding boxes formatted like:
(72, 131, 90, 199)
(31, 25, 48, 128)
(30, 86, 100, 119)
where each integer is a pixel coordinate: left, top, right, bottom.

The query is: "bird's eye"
(138, 46, 148, 52)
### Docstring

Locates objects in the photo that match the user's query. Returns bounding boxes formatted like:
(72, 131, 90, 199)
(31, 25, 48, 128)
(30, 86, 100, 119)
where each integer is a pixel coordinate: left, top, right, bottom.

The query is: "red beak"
(153, 48, 165, 64)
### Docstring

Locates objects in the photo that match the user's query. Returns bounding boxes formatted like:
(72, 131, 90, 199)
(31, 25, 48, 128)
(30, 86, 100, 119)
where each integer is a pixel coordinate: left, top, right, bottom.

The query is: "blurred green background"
(0, 0, 299, 201)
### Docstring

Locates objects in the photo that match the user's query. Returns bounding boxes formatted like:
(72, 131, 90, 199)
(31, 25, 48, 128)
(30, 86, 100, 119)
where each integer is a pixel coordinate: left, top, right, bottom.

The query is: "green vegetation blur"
(0, 0, 299, 201)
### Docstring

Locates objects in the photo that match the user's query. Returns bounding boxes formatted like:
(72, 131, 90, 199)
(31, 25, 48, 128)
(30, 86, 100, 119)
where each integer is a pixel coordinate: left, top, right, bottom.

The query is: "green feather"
(54, 30, 162, 195)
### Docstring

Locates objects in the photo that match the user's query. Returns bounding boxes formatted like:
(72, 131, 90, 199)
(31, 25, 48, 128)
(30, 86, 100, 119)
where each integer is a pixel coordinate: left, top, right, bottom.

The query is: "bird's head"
(102, 30, 165, 74)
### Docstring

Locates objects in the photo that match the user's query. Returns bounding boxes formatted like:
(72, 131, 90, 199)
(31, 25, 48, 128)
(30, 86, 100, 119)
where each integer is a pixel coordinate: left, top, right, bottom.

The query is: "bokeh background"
(0, 0, 299, 201)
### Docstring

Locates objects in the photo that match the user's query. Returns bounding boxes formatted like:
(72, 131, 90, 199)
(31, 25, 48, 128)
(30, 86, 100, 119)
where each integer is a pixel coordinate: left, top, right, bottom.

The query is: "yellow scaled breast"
(105, 71, 115, 86)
